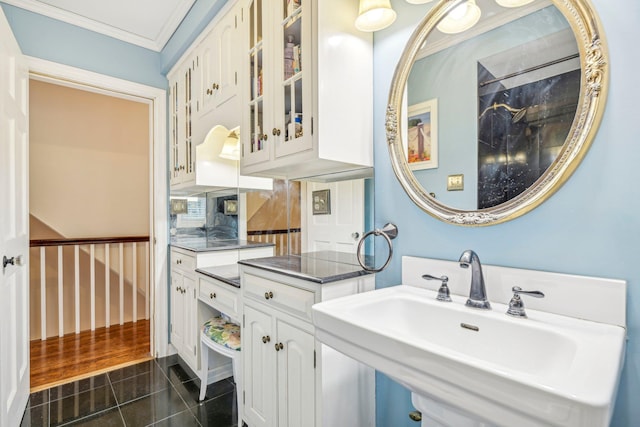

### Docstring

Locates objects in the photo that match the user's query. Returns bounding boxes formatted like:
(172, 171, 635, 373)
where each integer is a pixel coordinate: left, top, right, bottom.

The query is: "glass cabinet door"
(275, 0, 312, 158)
(244, 0, 270, 165)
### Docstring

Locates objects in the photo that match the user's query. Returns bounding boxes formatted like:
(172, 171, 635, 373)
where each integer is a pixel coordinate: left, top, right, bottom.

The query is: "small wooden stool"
(199, 316, 241, 426)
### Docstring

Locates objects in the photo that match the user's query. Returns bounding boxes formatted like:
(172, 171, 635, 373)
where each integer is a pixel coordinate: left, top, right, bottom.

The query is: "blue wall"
(373, 1, 640, 426)
(0, 2, 166, 88)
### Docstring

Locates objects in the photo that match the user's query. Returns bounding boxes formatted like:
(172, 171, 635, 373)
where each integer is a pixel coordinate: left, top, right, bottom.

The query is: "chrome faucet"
(458, 250, 491, 310)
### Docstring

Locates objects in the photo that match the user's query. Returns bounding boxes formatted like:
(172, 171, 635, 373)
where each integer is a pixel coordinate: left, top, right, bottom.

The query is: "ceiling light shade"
(405, 0, 435, 4)
(495, 0, 535, 7)
(355, 0, 397, 32)
(219, 127, 240, 160)
(436, 0, 481, 34)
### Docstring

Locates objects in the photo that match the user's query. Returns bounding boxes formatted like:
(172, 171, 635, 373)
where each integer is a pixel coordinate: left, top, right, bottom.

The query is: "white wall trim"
(2, 0, 195, 51)
(27, 56, 170, 357)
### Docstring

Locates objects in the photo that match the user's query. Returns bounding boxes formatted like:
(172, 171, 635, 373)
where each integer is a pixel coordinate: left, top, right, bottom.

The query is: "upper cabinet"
(168, 1, 271, 194)
(169, 54, 198, 187)
(240, 0, 373, 179)
(199, 7, 242, 130)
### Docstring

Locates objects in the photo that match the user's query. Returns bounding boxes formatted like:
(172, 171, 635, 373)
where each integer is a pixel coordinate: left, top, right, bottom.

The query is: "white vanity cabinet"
(240, 0, 373, 179)
(170, 248, 199, 370)
(240, 265, 375, 427)
(169, 245, 274, 373)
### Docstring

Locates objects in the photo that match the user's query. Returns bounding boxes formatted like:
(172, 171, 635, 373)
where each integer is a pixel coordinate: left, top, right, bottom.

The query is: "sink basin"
(312, 285, 626, 427)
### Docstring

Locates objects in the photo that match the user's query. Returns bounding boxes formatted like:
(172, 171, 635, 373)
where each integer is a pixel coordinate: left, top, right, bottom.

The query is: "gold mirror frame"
(386, 0, 608, 226)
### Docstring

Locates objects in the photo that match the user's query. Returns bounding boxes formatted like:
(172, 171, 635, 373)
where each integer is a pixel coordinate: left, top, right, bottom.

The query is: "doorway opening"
(28, 77, 154, 391)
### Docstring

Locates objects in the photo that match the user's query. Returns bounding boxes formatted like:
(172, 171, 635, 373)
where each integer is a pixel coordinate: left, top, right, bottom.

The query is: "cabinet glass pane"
(249, 0, 255, 47)
(282, 4, 303, 143)
(257, 0, 262, 42)
(283, 0, 301, 20)
(283, 77, 303, 142)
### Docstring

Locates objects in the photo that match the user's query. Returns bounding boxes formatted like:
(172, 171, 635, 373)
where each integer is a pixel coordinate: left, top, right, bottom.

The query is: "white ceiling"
(2, 0, 196, 51)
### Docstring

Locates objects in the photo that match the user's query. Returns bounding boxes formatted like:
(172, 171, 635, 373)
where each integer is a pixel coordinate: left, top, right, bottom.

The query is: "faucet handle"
(422, 274, 452, 302)
(507, 286, 545, 318)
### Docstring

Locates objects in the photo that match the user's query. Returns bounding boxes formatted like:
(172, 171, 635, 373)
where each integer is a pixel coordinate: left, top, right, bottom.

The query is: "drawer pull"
(275, 342, 284, 351)
(210, 292, 217, 299)
(262, 335, 271, 344)
(264, 291, 274, 300)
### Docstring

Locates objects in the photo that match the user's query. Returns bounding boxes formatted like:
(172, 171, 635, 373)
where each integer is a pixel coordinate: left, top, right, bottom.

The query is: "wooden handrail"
(30, 236, 150, 247)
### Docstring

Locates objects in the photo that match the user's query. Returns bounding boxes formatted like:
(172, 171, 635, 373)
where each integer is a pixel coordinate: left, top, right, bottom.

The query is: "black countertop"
(238, 251, 373, 284)
(171, 237, 274, 253)
(196, 264, 241, 288)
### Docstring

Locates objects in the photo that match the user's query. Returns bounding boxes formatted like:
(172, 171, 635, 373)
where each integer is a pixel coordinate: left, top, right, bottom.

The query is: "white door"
(0, 7, 30, 427)
(305, 180, 365, 253)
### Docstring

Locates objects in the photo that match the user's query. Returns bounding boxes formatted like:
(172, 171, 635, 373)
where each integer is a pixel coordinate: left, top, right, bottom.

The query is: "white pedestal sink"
(312, 256, 627, 427)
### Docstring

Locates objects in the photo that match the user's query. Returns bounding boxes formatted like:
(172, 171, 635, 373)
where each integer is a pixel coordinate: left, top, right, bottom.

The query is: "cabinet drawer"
(171, 249, 196, 271)
(244, 273, 315, 321)
(198, 276, 240, 319)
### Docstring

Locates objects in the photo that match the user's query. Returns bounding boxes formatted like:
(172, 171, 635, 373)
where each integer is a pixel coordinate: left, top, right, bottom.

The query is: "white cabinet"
(168, 1, 272, 194)
(198, 4, 242, 132)
(169, 245, 274, 373)
(241, 265, 375, 427)
(169, 55, 198, 187)
(170, 248, 199, 369)
(240, 0, 373, 179)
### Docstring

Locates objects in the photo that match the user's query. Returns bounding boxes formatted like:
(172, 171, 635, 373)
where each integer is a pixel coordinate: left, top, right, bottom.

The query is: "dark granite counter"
(196, 264, 241, 288)
(171, 237, 274, 253)
(238, 251, 373, 284)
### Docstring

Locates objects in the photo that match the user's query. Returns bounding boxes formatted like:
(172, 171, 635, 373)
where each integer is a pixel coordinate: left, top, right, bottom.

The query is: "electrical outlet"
(447, 174, 464, 191)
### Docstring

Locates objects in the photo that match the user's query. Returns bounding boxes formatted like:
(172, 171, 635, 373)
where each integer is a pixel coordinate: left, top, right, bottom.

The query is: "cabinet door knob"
(264, 291, 273, 300)
(262, 335, 271, 344)
(210, 292, 216, 299)
(262, 134, 268, 141)
(275, 342, 284, 351)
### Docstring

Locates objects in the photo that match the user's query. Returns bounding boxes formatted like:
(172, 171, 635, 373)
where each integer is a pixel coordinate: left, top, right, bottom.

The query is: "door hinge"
(235, 71, 238, 85)
(194, 345, 197, 356)
(314, 350, 316, 369)
(242, 314, 245, 327)
(243, 390, 245, 404)
(311, 117, 314, 135)
(170, 323, 173, 333)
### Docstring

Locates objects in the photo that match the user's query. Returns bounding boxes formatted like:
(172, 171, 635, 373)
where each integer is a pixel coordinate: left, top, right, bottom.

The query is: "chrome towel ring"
(356, 223, 398, 273)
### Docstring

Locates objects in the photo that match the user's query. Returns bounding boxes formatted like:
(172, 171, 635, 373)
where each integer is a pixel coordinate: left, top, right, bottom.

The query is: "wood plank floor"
(30, 319, 152, 392)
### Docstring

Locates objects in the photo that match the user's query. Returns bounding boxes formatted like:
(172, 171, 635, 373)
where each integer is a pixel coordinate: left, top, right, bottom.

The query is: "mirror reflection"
(405, 0, 579, 210)
(170, 174, 374, 262)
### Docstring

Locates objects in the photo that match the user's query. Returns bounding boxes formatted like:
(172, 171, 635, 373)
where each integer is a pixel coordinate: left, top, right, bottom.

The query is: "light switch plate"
(447, 174, 464, 191)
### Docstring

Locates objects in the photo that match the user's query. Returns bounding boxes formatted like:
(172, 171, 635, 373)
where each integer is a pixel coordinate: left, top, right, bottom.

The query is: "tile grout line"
(106, 372, 127, 427)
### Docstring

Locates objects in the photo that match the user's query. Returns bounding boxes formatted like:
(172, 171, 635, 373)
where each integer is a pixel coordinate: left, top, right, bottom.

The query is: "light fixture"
(355, 0, 397, 32)
(495, 0, 535, 7)
(436, 0, 481, 34)
(405, 0, 435, 4)
(219, 126, 240, 161)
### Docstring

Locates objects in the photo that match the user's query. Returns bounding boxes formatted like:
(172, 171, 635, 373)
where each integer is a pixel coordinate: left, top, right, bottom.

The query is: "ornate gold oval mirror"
(386, 0, 608, 226)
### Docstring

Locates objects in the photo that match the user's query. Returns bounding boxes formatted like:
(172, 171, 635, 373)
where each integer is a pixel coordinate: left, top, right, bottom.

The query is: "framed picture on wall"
(405, 98, 438, 171)
(223, 199, 238, 215)
(312, 189, 331, 215)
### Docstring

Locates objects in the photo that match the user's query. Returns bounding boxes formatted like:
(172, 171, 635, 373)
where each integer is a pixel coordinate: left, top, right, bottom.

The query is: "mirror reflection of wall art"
(223, 199, 238, 215)
(406, 99, 438, 170)
(312, 189, 331, 215)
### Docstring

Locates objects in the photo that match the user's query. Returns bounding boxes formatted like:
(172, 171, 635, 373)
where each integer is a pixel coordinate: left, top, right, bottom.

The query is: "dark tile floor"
(20, 355, 239, 427)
